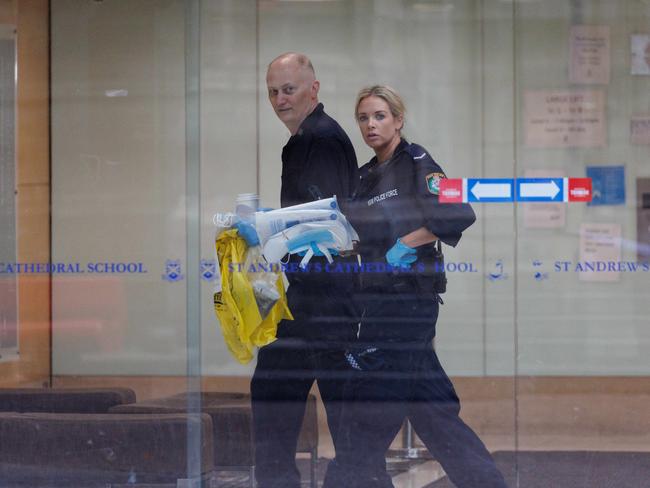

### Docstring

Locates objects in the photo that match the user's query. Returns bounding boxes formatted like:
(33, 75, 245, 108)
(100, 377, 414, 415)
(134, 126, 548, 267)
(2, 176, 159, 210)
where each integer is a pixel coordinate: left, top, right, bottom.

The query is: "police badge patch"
(425, 172, 446, 195)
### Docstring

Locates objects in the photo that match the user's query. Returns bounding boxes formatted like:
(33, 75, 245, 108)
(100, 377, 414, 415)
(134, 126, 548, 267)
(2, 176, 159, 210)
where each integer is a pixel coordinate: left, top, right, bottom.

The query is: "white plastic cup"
(235, 193, 259, 221)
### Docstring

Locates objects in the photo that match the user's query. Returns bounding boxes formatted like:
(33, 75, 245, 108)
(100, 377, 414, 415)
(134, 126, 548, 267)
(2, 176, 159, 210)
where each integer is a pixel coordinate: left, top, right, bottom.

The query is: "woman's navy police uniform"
(324, 139, 508, 488)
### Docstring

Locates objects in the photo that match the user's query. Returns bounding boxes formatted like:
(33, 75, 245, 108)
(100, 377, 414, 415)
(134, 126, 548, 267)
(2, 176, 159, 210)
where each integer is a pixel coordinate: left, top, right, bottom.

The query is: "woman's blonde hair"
(355, 85, 406, 128)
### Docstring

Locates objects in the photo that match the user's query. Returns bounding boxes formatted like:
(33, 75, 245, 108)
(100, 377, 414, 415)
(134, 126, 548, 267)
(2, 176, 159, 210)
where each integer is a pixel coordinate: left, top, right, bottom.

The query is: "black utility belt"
(359, 258, 447, 295)
(282, 252, 447, 295)
(285, 254, 361, 287)
(359, 273, 443, 298)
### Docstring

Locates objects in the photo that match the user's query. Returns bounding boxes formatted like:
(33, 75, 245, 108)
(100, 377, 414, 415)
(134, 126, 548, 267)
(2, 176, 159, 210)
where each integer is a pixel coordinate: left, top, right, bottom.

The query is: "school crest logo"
(425, 172, 446, 195)
(201, 259, 217, 281)
(162, 259, 184, 282)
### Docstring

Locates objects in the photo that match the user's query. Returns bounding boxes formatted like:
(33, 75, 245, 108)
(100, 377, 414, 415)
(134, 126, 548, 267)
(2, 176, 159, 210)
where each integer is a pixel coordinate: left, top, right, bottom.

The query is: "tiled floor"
(214, 432, 650, 487)
(389, 433, 650, 488)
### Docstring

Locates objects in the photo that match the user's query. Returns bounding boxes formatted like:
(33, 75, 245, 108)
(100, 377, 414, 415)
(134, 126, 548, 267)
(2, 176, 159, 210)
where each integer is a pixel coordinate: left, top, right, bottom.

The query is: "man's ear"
(311, 80, 320, 98)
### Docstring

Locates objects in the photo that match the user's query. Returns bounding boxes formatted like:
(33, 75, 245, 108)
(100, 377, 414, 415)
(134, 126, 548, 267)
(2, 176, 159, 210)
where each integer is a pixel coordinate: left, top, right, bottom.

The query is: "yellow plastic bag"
(213, 229, 293, 364)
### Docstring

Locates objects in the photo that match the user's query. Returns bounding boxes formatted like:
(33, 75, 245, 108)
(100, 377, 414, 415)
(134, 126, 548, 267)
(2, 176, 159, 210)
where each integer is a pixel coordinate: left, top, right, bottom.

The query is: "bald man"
(250, 53, 359, 488)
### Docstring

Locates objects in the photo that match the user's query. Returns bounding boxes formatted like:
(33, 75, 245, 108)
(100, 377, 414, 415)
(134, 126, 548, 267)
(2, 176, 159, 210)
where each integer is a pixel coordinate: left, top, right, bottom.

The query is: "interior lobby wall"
(48, 0, 650, 381)
(514, 0, 650, 375)
(45, 0, 650, 454)
(51, 0, 189, 375)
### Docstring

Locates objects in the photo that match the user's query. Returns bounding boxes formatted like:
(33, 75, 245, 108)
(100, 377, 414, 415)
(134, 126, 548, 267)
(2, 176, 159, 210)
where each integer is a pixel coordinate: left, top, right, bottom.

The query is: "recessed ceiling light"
(105, 90, 128, 97)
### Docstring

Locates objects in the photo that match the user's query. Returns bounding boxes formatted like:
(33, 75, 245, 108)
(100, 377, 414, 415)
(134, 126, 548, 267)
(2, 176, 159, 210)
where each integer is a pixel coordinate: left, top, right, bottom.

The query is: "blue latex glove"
(234, 220, 260, 246)
(286, 229, 339, 260)
(298, 242, 339, 257)
(286, 229, 333, 252)
(385, 238, 417, 267)
(287, 230, 337, 255)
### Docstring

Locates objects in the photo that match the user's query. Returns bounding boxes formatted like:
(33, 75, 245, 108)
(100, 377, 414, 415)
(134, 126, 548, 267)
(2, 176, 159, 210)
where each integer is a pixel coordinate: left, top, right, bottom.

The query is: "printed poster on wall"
(637, 178, 650, 262)
(631, 116, 650, 145)
(586, 165, 626, 206)
(525, 90, 606, 148)
(569, 25, 610, 84)
(579, 223, 622, 282)
(631, 34, 650, 75)
(523, 169, 566, 228)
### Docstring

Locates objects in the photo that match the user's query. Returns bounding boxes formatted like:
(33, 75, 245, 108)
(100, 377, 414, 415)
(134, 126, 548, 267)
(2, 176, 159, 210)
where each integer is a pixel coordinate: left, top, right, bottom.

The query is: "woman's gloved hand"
(385, 238, 417, 267)
(234, 220, 260, 246)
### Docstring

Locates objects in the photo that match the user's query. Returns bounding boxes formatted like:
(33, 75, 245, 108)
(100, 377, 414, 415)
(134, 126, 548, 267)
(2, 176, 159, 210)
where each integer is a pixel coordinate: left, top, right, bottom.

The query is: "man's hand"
(385, 238, 417, 267)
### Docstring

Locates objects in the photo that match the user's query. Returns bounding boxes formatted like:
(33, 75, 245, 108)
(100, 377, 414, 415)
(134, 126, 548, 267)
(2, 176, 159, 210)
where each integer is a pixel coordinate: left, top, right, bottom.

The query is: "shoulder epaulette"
(405, 143, 447, 175)
(406, 143, 432, 162)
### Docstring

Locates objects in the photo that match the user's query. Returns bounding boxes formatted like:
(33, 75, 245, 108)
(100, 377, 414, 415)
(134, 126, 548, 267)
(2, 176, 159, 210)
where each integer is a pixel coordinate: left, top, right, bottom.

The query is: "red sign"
(439, 178, 464, 203)
(568, 178, 592, 202)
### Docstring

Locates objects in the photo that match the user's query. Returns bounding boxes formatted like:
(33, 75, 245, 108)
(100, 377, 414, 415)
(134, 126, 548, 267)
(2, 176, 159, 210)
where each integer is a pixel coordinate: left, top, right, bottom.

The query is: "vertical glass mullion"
(512, 0, 521, 483)
(185, 0, 202, 482)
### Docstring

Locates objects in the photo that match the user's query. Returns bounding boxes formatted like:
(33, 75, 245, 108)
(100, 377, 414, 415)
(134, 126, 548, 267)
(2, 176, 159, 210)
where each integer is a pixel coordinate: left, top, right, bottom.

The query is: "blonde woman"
(324, 86, 508, 488)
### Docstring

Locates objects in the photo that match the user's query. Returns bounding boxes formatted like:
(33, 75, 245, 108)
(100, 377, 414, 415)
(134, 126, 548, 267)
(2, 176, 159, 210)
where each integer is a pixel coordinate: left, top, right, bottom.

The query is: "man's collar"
(296, 102, 324, 136)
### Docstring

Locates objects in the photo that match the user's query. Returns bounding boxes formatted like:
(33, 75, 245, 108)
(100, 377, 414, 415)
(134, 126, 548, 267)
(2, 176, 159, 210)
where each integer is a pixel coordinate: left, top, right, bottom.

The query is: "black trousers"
(324, 290, 509, 488)
(251, 280, 356, 488)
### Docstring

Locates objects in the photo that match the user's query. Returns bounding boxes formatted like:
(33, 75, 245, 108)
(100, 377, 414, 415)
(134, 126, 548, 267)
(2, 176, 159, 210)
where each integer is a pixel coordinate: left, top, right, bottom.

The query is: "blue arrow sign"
(516, 178, 564, 202)
(467, 178, 514, 202)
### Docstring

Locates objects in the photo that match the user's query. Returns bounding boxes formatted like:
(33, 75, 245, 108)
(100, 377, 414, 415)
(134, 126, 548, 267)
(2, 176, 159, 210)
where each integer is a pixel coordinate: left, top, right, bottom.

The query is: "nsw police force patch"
(425, 172, 446, 195)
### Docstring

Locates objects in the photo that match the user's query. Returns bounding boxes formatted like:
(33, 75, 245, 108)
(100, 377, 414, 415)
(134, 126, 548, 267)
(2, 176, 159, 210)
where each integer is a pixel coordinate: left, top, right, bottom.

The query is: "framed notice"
(631, 116, 650, 145)
(587, 165, 625, 206)
(570, 25, 610, 85)
(637, 178, 650, 262)
(579, 223, 622, 282)
(525, 90, 606, 148)
(631, 34, 650, 75)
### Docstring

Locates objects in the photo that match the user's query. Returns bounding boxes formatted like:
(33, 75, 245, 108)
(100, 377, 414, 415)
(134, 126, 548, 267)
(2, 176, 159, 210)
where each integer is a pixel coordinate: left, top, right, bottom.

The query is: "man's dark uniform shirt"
(281, 102, 358, 209)
(252, 102, 358, 488)
(280, 102, 359, 290)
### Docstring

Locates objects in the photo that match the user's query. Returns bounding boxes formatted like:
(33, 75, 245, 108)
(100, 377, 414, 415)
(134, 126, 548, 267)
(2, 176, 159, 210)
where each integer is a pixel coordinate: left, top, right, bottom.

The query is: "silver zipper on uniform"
(357, 308, 366, 339)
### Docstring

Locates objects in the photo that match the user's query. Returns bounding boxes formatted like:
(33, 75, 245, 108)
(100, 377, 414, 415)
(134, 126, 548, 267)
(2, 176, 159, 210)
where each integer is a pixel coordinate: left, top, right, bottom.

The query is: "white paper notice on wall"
(525, 90, 606, 148)
(569, 25, 610, 85)
(579, 223, 622, 282)
(630, 34, 650, 75)
(523, 169, 566, 228)
(631, 115, 650, 145)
